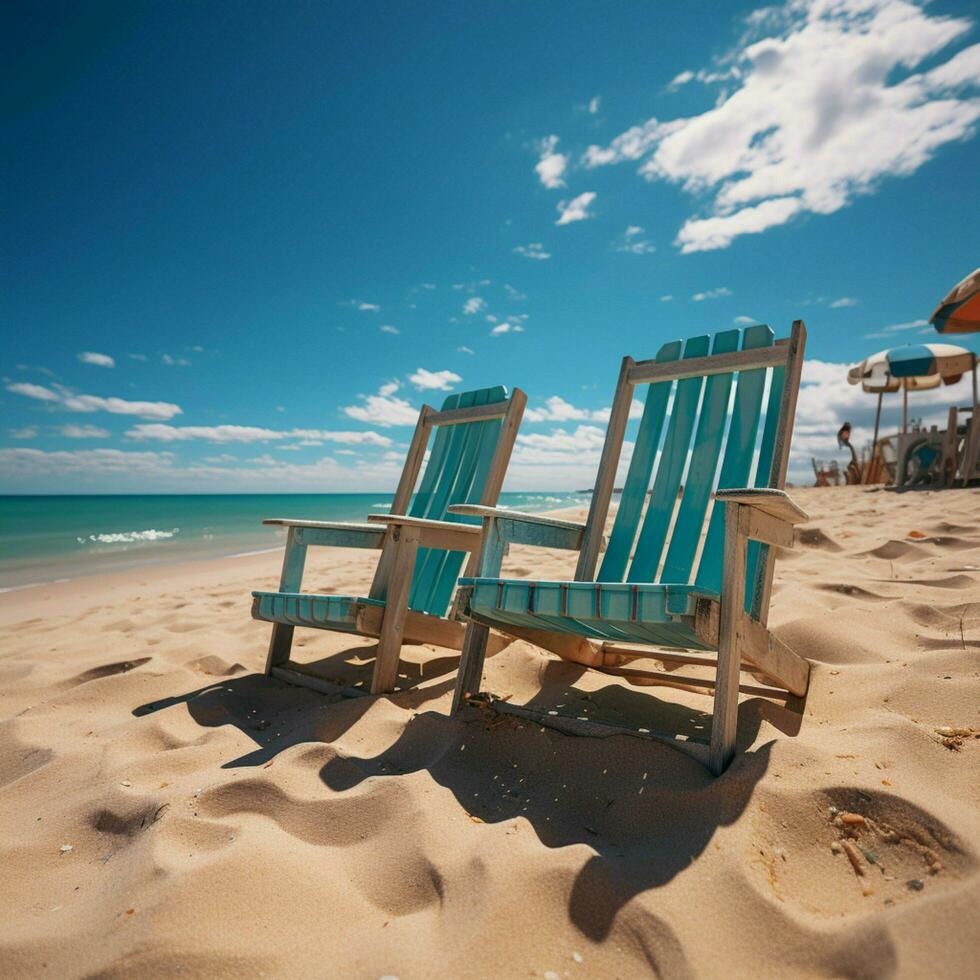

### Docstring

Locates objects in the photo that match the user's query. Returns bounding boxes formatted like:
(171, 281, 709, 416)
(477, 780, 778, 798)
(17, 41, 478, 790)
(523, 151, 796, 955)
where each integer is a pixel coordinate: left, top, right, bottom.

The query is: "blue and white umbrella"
(848, 343, 977, 473)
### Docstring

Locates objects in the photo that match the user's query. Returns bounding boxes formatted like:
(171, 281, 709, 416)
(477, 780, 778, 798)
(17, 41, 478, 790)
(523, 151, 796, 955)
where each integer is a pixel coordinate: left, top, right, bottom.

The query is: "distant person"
(836, 421, 861, 484)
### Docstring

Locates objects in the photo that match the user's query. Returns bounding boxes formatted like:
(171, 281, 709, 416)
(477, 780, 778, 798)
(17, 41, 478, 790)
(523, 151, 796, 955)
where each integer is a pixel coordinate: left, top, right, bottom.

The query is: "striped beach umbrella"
(847, 344, 978, 480)
(931, 268, 980, 335)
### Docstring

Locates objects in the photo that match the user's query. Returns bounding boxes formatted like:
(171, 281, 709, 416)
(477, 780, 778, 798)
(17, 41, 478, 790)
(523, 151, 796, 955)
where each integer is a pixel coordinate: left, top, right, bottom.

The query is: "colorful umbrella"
(931, 268, 980, 335)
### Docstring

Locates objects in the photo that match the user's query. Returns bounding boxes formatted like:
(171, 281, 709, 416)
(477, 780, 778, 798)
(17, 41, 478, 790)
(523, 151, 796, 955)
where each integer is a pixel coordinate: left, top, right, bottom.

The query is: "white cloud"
(616, 225, 656, 254)
(504, 283, 527, 300)
(864, 317, 929, 339)
(129, 353, 148, 361)
(524, 395, 644, 423)
(380, 324, 400, 334)
(556, 191, 597, 225)
(830, 296, 859, 308)
(408, 368, 462, 391)
(9, 426, 38, 439)
(660, 294, 673, 302)
(5, 382, 182, 420)
(692, 286, 732, 301)
(162, 353, 191, 366)
(358, 302, 380, 312)
(514, 425, 609, 464)
(535, 135, 568, 188)
(126, 424, 392, 447)
(668, 69, 695, 89)
(457, 346, 475, 355)
(78, 351, 115, 368)
(734, 315, 757, 325)
(513, 243, 551, 260)
(463, 296, 486, 315)
(60, 424, 110, 439)
(583, 0, 980, 252)
(0, 447, 176, 476)
(588, 96, 601, 114)
(490, 321, 525, 336)
(676, 198, 804, 252)
(0, 448, 409, 494)
(342, 385, 420, 427)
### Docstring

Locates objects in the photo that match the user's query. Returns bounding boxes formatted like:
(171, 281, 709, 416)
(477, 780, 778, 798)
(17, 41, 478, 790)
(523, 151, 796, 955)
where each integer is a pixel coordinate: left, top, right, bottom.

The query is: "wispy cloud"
(588, 96, 601, 114)
(78, 351, 115, 368)
(408, 368, 461, 391)
(864, 318, 929, 339)
(162, 353, 191, 366)
(556, 191, 597, 225)
(463, 296, 486, 315)
(513, 243, 551, 260)
(830, 297, 860, 308)
(380, 324, 400, 334)
(535, 135, 568, 188)
(691, 287, 732, 301)
(126, 423, 392, 446)
(490, 321, 525, 336)
(456, 346, 475, 355)
(6, 382, 182, 420)
(60, 424, 110, 438)
(9, 426, 38, 439)
(582, 0, 980, 252)
(503, 283, 527, 300)
(358, 302, 380, 312)
(615, 225, 655, 254)
(734, 315, 757, 326)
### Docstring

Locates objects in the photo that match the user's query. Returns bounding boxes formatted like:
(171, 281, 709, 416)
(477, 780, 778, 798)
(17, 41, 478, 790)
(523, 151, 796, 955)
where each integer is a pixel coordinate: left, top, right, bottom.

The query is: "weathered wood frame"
(256, 388, 526, 695)
(451, 322, 809, 775)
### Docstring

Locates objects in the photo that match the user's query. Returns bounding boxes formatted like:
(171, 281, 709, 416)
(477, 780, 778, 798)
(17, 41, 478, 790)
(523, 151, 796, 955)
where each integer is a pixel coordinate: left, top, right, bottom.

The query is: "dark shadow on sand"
(133, 650, 803, 942)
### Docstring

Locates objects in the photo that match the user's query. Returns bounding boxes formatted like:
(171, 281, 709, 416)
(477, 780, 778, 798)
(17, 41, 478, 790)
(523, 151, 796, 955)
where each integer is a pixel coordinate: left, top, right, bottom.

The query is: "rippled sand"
(1, 486, 978, 978)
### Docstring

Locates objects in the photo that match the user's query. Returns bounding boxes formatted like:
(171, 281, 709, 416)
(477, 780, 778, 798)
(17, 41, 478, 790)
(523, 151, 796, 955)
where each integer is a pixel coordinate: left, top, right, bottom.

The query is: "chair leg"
(264, 527, 307, 676)
(451, 621, 490, 715)
(370, 526, 420, 694)
(265, 623, 294, 675)
(709, 506, 748, 776)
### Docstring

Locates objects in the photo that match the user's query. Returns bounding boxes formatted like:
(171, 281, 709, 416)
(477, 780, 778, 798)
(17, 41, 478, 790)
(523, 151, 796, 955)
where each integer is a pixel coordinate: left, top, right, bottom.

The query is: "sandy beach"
(1, 485, 978, 978)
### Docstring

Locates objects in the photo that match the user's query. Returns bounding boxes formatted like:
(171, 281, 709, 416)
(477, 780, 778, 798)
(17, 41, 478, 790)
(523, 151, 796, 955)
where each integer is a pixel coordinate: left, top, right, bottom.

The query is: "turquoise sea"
(0, 493, 588, 591)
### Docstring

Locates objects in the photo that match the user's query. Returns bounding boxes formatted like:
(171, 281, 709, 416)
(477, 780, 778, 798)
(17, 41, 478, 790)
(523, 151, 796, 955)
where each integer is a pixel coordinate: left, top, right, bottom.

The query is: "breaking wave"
(77, 528, 179, 545)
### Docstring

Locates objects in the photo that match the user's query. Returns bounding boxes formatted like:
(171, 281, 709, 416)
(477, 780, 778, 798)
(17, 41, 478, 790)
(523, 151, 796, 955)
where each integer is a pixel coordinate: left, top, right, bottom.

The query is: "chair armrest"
(712, 488, 809, 525)
(713, 490, 802, 549)
(263, 519, 385, 549)
(366, 513, 481, 552)
(447, 504, 588, 552)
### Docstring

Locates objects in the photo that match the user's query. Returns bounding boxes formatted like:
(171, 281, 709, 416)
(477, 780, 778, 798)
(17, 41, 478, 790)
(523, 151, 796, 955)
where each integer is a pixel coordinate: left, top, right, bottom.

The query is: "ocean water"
(0, 493, 589, 591)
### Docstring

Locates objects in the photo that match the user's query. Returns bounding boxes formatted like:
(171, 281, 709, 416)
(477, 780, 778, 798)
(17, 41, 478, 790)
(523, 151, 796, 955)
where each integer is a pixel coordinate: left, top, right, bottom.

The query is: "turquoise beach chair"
(449, 323, 811, 775)
(252, 386, 526, 694)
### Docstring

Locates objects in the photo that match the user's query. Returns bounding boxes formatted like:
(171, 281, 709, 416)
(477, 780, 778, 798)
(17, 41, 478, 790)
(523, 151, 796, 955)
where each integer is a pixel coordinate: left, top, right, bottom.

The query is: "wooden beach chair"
(449, 323, 810, 775)
(252, 385, 526, 695)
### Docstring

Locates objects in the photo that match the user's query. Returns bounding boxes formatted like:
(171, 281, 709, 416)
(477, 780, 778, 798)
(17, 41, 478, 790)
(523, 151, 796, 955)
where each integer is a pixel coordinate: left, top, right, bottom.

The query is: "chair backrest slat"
(693, 324, 774, 596)
(598, 341, 681, 582)
(627, 334, 710, 582)
(659, 329, 741, 585)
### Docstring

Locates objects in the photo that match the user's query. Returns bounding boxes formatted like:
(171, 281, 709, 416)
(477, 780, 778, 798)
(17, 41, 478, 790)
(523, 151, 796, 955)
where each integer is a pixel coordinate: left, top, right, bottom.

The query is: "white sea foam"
(77, 528, 179, 545)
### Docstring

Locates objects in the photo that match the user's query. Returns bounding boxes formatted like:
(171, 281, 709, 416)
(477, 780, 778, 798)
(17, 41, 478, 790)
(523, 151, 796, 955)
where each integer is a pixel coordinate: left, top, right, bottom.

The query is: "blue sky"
(3, 0, 979, 493)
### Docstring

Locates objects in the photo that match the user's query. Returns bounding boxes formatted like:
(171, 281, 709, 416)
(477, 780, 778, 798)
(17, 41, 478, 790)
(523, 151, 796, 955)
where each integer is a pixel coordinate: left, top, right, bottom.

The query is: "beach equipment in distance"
(449, 322, 810, 776)
(252, 386, 526, 695)
(930, 268, 980, 335)
(847, 342, 978, 484)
